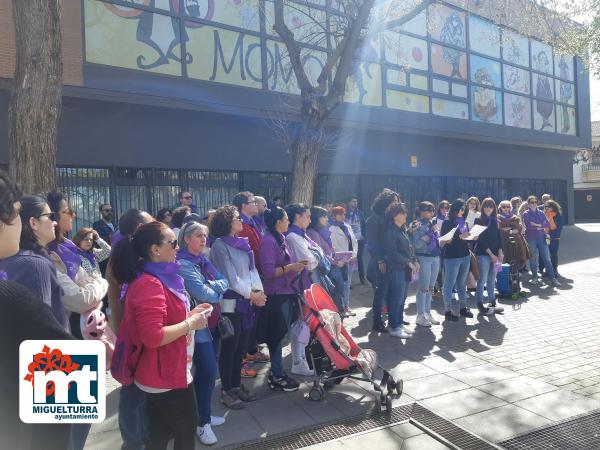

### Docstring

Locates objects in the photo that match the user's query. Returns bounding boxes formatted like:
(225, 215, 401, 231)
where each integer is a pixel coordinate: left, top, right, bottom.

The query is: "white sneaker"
(389, 327, 412, 339)
(210, 415, 225, 426)
(291, 358, 314, 377)
(416, 314, 432, 327)
(425, 312, 440, 325)
(197, 424, 217, 445)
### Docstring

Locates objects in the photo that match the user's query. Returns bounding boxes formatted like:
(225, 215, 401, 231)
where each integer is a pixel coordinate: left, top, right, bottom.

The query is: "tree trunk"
(290, 123, 323, 204)
(8, 0, 62, 194)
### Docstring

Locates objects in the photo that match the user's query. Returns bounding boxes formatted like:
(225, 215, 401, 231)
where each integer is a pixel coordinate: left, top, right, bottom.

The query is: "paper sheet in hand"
(464, 224, 487, 240)
(439, 226, 458, 243)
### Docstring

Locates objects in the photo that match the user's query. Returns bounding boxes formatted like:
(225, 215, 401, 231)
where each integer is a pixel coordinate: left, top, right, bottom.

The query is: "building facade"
(0, 0, 590, 227)
(573, 121, 600, 221)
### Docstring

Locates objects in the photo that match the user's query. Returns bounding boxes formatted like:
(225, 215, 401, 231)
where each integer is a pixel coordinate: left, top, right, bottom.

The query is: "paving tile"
(402, 373, 470, 400)
(246, 395, 316, 436)
(389, 422, 424, 439)
(446, 363, 519, 387)
(206, 408, 264, 448)
(419, 353, 486, 373)
(390, 360, 439, 381)
(337, 428, 404, 450)
(420, 388, 507, 419)
(401, 433, 452, 449)
(477, 375, 559, 402)
(455, 404, 551, 442)
(514, 390, 600, 422)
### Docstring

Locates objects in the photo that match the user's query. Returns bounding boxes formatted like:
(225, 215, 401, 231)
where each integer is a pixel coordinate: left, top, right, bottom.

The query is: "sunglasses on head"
(163, 239, 178, 249)
(38, 212, 58, 221)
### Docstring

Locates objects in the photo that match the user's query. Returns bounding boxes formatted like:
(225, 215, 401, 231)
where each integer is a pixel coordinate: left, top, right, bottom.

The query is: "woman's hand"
(187, 313, 207, 330)
(378, 261, 387, 274)
(92, 230, 100, 241)
(490, 254, 498, 264)
(459, 232, 471, 240)
(250, 290, 267, 307)
(286, 262, 305, 273)
(336, 260, 346, 268)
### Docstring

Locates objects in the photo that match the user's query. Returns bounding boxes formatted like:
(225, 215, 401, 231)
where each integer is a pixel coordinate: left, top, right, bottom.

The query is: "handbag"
(110, 302, 143, 386)
(469, 250, 480, 281)
(217, 315, 235, 340)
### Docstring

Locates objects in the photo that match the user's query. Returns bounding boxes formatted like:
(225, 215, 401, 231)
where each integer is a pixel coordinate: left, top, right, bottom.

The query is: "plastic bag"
(290, 319, 310, 346)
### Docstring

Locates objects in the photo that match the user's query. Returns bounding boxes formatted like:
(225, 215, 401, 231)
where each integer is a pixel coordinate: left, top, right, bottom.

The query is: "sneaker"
(246, 351, 270, 363)
(241, 362, 257, 378)
(550, 279, 562, 287)
(477, 304, 495, 315)
(530, 277, 540, 284)
(416, 313, 432, 327)
(460, 308, 474, 318)
(268, 372, 300, 392)
(197, 424, 217, 445)
(389, 327, 412, 338)
(488, 301, 504, 314)
(345, 308, 357, 317)
(291, 358, 314, 377)
(210, 416, 225, 426)
(402, 320, 410, 326)
(425, 312, 440, 325)
(445, 311, 459, 322)
(232, 385, 257, 402)
(372, 323, 388, 333)
(220, 391, 243, 409)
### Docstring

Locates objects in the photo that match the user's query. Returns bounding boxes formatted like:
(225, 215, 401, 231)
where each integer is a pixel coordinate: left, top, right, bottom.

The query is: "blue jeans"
(369, 259, 390, 327)
(269, 298, 293, 377)
(193, 341, 217, 426)
(527, 235, 555, 279)
(442, 256, 470, 311)
(388, 270, 408, 329)
(118, 383, 148, 450)
(476, 255, 496, 304)
(70, 424, 91, 450)
(416, 256, 440, 314)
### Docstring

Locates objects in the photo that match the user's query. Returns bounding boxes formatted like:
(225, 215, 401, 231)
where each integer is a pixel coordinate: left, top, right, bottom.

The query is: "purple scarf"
(141, 261, 190, 310)
(287, 225, 319, 248)
(111, 230, 124, 250)
(48, 239, 82, 281)
(481, 214, 498, 227)
(317, 226, 333, 248)
(456, 217, 468, 234)
(220, 235, 255, 270)
(331, 219, 351, 239)
(0, 271, 7, 281)
(177, 249, 219, 281)
(437, 213, 447, 222)
(425, 221, 439, 253)
(498, 211, 513, 221)
(254, 215, 266, 235)
(240, 214, 260, 234)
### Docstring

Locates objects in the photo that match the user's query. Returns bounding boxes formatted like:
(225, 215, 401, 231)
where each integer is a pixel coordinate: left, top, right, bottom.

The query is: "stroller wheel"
(308, 386, 324, 402)
(386, 395, 393, 412)
(395, 379, 403, 396)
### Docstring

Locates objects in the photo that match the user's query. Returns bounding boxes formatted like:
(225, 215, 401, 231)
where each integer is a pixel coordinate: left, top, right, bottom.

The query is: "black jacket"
(384, 224, 415, 272)
(92, 219, 115, 244)
(441, 219, 470, 259)
(366, 213, 386, 262)
(474, 217, 502, 257)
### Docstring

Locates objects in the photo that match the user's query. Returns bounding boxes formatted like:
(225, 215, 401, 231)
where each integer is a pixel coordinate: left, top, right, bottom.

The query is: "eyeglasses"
(182, 196, 192, 200)
(529, 201, 538, 205)
(38, 212, 57, 221)
(500, 206, 511, 209)
(162, 239, 178, 249)
(102, 208, 112, 213)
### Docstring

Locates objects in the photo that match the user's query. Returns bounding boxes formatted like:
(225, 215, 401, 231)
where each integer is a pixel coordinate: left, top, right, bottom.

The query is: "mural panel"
(533, 72, 554, 101)
(471, 87, 502, 124)
(196, 0, 260, 31)
(84, 0, 182, 76)
(557, 105, 576, 135)
(265, 40, 326, 94)
(555, 79, 575, 106)
(469, 16, 500, 58)
(502, 29, 529, 67)
(399, 10, 427, 36)
(452, 83, 468, 98)
(470, 55, 501, 88)
(386, 90, 429, 113)
(504, 93, 531, 129)
(503, 64, 530, 94)
(383, 32, 428, 71)
(431, 43, 467, 80)
(429, 4, 466, 48)
(531, 40, 553, 75)
(432, 78, 449, 94)
(345, 62, 383, 107)
(534, 100, 555, 132)
(387, 68, 407, 86)
(555, 54, 574, 81)
(432, 98, 468, 119)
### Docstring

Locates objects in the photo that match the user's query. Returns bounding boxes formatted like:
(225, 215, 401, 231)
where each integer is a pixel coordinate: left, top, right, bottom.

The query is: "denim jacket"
(411, 219, 440, 257)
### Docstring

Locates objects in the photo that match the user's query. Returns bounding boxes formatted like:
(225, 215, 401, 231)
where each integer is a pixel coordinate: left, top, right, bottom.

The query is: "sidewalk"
(86, 226, 600, 449)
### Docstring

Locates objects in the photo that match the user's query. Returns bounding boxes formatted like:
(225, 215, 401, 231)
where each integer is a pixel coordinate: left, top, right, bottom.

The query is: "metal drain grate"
(226, 403, 414, 450)
(500, 409, 600, 450)
(410, 404, 502, 450)
(224, 402, 502, 450)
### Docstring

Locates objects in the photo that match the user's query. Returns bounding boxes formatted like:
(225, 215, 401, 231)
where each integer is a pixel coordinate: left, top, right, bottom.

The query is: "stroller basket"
(301, 283, 402, 411)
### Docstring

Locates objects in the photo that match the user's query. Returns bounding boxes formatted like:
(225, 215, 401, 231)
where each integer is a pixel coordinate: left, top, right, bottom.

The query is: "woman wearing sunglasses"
(112, 221, 211, 450)
(0, 195, 68, 330)
(46, 191, 108, 338)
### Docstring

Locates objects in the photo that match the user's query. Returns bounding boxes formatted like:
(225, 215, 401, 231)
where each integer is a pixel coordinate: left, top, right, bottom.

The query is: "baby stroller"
(301, 283, 402, 412)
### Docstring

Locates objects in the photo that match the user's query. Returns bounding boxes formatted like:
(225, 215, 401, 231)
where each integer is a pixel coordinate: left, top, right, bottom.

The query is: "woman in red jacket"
(112, 221, 210, 450)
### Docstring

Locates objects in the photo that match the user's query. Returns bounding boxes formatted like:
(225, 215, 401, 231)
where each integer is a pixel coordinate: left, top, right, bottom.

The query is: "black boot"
(444, 311, 459, 322)
(460, 307, 474, 318)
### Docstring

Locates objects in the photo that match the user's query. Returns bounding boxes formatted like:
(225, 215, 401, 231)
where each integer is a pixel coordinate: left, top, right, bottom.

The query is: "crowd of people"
(0, 167, 565, 450)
